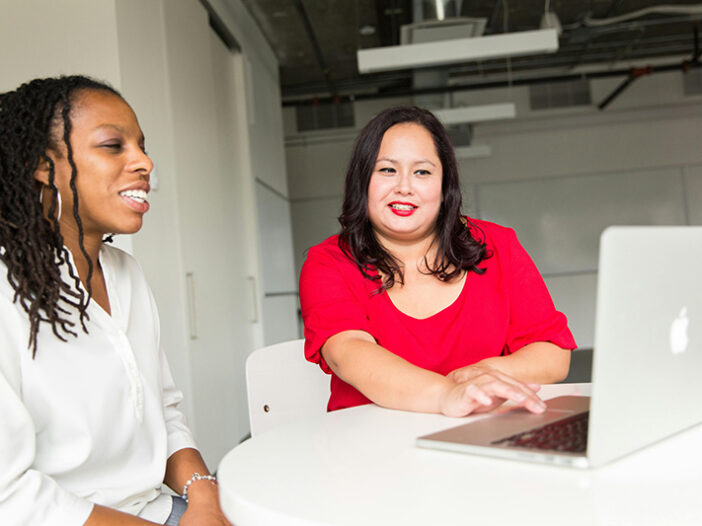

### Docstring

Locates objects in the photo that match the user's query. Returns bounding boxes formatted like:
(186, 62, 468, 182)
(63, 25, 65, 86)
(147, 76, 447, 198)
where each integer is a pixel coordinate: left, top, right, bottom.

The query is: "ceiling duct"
(357, 0, 538, 149)
(415, 0, 461, 21)
(397, 2, 486, 116)
(401, 16, 488, 108)
(404, 1, 489, 146)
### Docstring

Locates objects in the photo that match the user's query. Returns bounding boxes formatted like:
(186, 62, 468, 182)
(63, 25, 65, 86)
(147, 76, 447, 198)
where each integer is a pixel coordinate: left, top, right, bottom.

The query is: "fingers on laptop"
(440, 372, 546, 417)
(446, 364, 485, 383)
(446, 366, 543, 397)
(475, 379, 546, 414)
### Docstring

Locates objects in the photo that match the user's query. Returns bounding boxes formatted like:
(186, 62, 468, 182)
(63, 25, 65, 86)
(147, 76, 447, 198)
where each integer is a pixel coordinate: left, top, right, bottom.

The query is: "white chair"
(246, 339, 330, 436)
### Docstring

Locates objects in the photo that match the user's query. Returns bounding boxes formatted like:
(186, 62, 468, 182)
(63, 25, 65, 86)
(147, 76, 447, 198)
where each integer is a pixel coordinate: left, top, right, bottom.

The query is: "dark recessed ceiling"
(237, 0, 702, 104)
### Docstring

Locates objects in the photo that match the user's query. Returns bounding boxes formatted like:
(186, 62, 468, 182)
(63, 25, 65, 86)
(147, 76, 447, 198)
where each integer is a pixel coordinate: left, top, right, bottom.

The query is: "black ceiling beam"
(375, 0, 412, 47)
(293, 0, 337, 98)
(604, 0, 626, 18)
(485, 0, 504, 34)
(282, 60, 701, 107)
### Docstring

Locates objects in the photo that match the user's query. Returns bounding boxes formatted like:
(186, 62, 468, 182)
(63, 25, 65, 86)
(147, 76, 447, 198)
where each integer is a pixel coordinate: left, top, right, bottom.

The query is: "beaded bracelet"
(181, 472, 217, 503)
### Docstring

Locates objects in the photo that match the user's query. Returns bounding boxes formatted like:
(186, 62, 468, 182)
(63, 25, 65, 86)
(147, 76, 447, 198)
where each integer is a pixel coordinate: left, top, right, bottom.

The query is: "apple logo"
(669, 307, 689, 355)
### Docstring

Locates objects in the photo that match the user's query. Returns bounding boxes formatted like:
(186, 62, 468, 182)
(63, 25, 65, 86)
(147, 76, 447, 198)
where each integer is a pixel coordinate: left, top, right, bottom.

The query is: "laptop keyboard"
(491, 411, 589, 453)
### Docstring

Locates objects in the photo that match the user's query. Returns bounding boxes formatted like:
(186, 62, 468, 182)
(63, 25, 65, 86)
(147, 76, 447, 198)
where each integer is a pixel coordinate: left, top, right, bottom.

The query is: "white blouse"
(0, 245, 197, 526)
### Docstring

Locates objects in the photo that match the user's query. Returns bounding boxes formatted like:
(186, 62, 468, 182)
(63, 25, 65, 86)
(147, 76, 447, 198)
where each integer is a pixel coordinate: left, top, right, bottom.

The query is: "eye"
(415, 169, 431, 176)
(102, 141, 123, 152)
(378, 167, 396, 175)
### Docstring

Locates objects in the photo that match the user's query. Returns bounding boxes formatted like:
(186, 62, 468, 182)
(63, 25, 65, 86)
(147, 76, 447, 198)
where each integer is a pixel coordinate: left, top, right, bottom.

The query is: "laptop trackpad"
(421, 396, 590, 447)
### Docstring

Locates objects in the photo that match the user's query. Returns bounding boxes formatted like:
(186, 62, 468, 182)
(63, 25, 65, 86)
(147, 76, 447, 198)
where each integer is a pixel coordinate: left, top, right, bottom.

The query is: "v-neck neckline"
(63, 245, 117, 324)
(382, 272, 469, 321)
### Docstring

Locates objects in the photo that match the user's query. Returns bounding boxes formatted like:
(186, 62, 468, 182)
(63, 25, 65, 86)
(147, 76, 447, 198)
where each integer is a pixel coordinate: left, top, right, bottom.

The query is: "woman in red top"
(300, 106, 576, 416)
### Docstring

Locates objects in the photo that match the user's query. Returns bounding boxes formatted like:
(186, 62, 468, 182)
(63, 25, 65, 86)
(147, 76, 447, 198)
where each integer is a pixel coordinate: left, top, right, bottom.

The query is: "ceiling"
(237, 1, 702, 104)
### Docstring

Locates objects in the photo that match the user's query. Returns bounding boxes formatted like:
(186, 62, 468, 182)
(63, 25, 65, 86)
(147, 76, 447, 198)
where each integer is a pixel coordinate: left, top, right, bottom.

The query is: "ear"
(33, 156, 52, 186)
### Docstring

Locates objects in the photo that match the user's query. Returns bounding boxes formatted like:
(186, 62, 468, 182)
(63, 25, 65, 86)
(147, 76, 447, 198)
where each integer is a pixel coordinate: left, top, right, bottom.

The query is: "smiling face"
(37, 89, 153, 244)
(367, 122, 443, 246)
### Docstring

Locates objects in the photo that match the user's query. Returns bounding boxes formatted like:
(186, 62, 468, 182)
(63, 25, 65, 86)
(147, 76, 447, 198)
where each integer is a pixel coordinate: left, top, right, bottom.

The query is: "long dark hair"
(0, 75, 121, 356)
(338, 105, 488, 289)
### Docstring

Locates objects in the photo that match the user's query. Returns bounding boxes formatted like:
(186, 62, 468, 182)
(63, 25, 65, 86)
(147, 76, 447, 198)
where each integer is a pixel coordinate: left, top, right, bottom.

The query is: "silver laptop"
(417, 226, 702, 468)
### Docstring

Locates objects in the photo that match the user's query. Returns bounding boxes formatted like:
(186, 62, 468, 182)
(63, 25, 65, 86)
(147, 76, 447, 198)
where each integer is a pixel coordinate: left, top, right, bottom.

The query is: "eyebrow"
(94, 124, 145, 143)
(375, 156, 437, 167)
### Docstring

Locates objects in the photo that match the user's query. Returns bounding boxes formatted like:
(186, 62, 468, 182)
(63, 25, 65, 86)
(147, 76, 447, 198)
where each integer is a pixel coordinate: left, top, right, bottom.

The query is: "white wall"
(285, 71, 702, 350)
(0, 1, 121, 89)
(209, 0, 299, 346)
(2, 0, 291, 467)
(113, 0, 193, 427)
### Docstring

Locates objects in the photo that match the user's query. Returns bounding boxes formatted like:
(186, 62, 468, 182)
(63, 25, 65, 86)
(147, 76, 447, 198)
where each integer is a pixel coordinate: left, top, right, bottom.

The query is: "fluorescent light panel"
(454, 145, 491, 159)
(357, 29, 559, 74)
(433, 103, 516, 124)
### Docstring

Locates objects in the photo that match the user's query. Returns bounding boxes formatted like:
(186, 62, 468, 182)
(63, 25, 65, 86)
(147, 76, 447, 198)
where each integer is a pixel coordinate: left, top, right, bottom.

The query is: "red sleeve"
(498, 228, 577, 353)
(299, 239, 373, 373)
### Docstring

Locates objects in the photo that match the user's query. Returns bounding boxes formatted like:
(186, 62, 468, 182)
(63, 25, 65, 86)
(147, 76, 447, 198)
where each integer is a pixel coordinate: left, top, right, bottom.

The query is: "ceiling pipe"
(283, 13, 701, 101)
(598, 26, 701, 110)
(597, 66, 652, 110)
(282, 59, 702, 107)
(292, 0, 338, 98)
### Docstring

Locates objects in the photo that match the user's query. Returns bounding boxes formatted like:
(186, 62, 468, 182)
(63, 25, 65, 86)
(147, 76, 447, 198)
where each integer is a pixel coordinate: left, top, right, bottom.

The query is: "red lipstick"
(388, 201, 417, 217)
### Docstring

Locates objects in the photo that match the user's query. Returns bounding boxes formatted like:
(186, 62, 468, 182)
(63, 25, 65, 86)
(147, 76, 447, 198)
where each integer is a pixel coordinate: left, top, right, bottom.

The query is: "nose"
(130, 147, 153, 181)
(394, 170, 413, 195)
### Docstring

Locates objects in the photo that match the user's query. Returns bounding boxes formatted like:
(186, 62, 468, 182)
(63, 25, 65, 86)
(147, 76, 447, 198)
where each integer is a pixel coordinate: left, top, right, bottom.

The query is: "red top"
(299, 218, 577, 411)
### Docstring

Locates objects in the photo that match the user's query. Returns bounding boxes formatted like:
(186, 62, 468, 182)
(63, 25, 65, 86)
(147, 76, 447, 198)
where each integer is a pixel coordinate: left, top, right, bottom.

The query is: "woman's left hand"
(447, 362, 541, 393)
(179, 479, 232, 526)
(179, 505, 231, 526)
(447, 362, 492, 383)
(164, 448, 233, 525)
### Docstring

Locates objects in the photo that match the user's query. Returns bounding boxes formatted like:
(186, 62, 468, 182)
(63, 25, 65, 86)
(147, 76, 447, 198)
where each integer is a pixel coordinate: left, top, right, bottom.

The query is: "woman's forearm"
(164, 448, 214, 500)
(322, 330, 546, 417)
(164, 449, 231, 525)
(322, 330, 453, 413)
(475, 342, 571, 384)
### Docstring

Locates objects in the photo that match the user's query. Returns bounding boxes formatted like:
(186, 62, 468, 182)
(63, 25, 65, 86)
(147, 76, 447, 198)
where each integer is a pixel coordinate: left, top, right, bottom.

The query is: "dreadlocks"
(0, 75, 121, 356)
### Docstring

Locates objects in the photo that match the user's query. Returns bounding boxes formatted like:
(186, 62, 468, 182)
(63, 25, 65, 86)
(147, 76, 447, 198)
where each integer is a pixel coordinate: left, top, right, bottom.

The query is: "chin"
(110, 221, 144, 236)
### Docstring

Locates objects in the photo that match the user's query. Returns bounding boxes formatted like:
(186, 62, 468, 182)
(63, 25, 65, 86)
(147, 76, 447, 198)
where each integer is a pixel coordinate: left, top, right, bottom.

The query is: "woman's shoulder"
(0, 261, 29, 379)
(0, 260, 15, 301)
(304, 234, 354, 267)
(301, 234, 373, 292)
(0, 260, 28, 313)
(464, 216, 517, 247)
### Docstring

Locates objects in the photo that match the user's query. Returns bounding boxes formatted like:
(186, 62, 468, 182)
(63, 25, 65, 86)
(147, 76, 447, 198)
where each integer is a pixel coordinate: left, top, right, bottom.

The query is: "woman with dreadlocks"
(0, 76, 229, 525)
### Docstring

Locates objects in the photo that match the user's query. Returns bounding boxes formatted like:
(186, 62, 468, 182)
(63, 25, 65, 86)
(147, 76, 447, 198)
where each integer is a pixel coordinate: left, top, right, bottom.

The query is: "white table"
(218, 383, 702, 526)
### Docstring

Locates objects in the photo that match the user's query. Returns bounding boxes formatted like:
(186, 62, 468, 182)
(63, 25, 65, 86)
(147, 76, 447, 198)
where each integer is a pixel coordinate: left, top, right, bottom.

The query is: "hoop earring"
(56, 190, 62, 222)
(39, 184, 62, 222)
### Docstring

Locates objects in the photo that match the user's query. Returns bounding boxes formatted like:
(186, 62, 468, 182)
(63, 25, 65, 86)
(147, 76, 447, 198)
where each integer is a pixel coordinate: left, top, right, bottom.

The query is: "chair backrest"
(246, 339, 330, 436)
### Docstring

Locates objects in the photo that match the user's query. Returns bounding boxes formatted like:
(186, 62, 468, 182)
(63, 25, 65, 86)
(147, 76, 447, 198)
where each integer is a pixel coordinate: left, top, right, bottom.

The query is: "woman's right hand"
(439, 369, 546, 417)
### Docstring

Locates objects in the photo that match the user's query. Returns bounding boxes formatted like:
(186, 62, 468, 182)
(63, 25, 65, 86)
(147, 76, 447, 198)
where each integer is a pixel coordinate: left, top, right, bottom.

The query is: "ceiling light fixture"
(359, 24, 376, 37)
(435, 0, 445, 21)
(432, 103, 516, 124)
(454, 144, 491, 159)
(357, 28, 559, 74)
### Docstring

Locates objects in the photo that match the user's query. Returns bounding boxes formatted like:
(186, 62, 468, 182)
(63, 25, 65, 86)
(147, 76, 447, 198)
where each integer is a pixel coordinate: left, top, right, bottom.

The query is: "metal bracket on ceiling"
(597, 65, 652, 110)
(598, 24, 702, 110)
